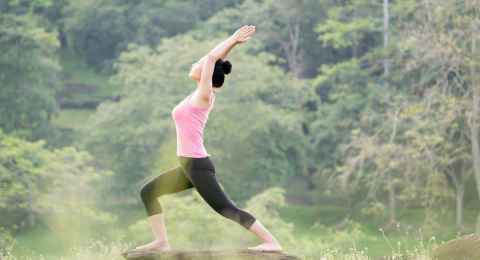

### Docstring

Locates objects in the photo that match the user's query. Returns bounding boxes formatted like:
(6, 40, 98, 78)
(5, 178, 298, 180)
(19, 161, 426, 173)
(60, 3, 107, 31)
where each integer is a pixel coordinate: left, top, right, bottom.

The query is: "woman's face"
(189, 62, 202, 81)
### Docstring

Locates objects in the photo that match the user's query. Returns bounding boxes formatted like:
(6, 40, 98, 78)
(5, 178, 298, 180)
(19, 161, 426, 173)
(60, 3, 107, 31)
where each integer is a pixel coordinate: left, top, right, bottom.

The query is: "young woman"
(135, 25, 283, 252)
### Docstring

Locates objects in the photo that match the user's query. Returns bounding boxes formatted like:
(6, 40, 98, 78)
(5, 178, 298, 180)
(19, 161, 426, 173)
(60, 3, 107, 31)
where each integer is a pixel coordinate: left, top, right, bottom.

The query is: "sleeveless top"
(171, 89, 216, 158)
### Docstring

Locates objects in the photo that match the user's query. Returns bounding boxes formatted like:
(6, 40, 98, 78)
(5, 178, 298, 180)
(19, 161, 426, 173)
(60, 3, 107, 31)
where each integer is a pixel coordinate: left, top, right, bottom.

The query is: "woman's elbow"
(206, 53, 218, 62)
(189, 64, 202, 81)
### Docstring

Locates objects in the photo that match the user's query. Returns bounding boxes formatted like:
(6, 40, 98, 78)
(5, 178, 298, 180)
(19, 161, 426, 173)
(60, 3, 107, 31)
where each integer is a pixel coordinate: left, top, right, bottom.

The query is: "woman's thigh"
(180, 157, 237, 210)
(140, 166, 194, 196)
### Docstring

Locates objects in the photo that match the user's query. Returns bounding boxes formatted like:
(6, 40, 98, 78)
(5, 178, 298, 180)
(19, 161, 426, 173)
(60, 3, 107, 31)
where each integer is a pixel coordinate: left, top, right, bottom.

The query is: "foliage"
(1, 0, 480, 258)
(0, 13, 61, 140)
(203, 0, 330, 77)
(62, 0, 240, 70)
(0, 129, 114, 242)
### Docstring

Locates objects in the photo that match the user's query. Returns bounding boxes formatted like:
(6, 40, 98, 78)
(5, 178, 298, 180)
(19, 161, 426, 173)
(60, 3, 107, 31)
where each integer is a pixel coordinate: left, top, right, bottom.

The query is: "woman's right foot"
(134, 240, 171, 251)
(248, 241, 282, 252)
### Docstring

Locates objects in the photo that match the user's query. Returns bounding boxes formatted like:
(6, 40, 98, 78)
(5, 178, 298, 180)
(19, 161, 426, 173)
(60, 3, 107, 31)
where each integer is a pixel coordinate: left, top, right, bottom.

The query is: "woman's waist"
(177, 155, 215, 171)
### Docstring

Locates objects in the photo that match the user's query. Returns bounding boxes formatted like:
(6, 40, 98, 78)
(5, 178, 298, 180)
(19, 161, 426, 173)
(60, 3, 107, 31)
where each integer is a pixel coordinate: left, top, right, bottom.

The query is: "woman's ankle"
(266, 236, 281, 245)
(154, 239, 169, 245)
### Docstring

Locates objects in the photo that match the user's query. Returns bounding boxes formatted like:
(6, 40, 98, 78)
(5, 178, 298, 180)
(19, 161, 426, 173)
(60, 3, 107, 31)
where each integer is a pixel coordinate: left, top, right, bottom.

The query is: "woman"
(135, 25, 283, 252)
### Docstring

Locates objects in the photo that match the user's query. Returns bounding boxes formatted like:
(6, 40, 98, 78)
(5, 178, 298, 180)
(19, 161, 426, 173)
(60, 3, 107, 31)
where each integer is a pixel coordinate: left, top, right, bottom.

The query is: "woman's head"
(188, 58, 232, 88)
(212, 59, 232, 88)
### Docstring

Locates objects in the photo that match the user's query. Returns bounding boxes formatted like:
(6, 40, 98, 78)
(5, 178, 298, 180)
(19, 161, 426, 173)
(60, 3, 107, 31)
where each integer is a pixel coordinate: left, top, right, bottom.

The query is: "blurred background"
(0, 0, 479, 259)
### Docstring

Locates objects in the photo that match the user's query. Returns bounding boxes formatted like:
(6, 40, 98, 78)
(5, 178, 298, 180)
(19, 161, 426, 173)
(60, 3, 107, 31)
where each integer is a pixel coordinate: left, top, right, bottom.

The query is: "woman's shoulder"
(188, 89, 213, 109)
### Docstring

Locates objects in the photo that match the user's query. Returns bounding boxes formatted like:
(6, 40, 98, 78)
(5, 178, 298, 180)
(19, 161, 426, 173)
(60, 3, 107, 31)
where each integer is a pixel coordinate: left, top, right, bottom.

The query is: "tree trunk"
(387, 109, 399, 225)
(470, 34, 480, 234)
(388, 174, 396, 225)
(449, 168, 466, 231)
(283, 21, 302, 78)
(456, 185, 465, 230)
(384, 1, 396, 226)
(383, 0, 389, 77)
(306, 167, 316, 190)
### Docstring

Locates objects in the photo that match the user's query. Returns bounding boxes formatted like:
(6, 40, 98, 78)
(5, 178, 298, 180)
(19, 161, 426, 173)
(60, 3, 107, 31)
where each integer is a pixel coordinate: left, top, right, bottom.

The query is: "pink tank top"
(171, 89, 216, 158)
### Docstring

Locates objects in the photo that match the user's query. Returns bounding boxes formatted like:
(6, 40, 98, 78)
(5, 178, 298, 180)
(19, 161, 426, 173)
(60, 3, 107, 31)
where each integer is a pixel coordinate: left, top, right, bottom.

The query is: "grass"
(50, 49, 118, 131)
(11, 199, 476, 259)
(56, 49, 119, 117)
(58, 49, 116, 96)
(277, 203, 476, 258)
(51, 109, 95, 130)
(10, 223, 67, 259)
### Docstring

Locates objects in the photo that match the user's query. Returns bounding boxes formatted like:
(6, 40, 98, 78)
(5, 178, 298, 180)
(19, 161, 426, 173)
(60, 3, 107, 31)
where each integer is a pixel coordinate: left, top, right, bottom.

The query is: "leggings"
(140, 156, 256, 230)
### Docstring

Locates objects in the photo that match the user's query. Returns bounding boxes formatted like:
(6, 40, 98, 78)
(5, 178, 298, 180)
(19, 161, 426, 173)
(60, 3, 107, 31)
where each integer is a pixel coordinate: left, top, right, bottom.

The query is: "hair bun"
(222, 60, 232, 75)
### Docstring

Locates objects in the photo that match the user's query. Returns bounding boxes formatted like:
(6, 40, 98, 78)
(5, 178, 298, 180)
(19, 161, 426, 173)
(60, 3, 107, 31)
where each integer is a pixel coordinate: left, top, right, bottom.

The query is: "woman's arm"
(197, 54, 216, 99)
(192, 38, 235, 68)
(208, 36, 238, 60)
(197, 25, 256, 99)
(195, 25, 256, 66)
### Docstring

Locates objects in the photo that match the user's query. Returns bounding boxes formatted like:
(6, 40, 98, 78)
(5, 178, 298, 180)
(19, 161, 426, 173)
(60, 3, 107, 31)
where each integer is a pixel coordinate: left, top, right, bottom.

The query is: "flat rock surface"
(121, 249, 301, 260)
(432, 233, 480, 260)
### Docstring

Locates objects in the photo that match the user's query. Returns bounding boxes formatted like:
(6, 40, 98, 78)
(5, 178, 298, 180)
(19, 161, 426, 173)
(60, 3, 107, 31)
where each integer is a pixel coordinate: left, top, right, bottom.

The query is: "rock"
(121, 249, 301, 260)
(374, 256, 411, 260)
(432, 233, 480, 260)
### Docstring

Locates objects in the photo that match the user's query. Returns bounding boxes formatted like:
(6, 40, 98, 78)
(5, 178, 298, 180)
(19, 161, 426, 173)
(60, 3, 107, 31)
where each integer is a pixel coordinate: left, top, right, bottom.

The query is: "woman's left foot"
(248, 241, 282, 252)
(132, 240, 171, 252)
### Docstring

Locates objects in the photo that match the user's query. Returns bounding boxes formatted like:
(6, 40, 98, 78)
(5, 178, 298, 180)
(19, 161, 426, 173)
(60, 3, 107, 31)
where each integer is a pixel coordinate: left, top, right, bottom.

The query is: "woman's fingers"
(242, 26, 255, 37)
(242, 25, 255, 33)
(234, 25, 255, 43)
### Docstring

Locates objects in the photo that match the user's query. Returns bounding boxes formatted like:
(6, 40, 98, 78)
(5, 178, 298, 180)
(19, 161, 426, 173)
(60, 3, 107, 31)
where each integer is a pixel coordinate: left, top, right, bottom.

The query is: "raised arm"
(198, 54, 216, 98)
(208, 36, 237, 61)
(197, 25, 256, 99)
(195, 25, 256, 67)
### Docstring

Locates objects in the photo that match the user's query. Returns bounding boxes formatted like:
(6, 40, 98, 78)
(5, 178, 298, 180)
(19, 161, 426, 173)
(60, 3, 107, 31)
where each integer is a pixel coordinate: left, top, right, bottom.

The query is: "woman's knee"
(217, 204, 245, 221)
(217, 205, 256, 229)
(140, 182, 157, 202)
(217, 205, 237, 218)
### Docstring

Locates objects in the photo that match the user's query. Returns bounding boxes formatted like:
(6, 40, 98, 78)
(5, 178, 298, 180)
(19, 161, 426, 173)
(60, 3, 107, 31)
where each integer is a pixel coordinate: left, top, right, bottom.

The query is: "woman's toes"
(248, 242, 282, 252)
(134, 240, 170, 251)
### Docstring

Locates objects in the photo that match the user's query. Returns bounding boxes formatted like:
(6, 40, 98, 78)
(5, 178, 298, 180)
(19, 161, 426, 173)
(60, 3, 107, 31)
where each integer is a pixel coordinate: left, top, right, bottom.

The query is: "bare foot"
(134, 240, 171, 251)
(248, 241, 282, 252)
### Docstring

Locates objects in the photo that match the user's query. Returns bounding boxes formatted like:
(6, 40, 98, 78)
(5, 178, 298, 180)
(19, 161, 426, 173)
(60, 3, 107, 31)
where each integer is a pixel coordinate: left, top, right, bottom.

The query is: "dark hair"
(212, 59, 232, 88)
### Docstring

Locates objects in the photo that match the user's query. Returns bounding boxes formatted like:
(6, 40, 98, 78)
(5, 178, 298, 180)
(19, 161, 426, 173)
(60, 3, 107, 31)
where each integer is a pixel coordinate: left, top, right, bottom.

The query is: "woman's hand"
(231, 25, 256, 44)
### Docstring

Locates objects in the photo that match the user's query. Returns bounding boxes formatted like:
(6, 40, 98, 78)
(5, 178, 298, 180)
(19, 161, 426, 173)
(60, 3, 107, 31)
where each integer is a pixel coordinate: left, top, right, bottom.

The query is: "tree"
(62, 0, 241, 70)
(204, 0, 329, 78)
(0, 129, 113, 235)
(316, 0, 382, 60)
(0, 13, 61, 140)
(393, 0, 480, 232)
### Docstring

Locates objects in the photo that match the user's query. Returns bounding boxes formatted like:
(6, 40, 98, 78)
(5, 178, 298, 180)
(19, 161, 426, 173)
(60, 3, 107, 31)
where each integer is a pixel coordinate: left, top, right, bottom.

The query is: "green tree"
(0, 129, 113, 236)
(62, 0, 241, 70)
(204, 0, 330, 78)
(0, 14, 61, 140)
(392, 0, 480, 232)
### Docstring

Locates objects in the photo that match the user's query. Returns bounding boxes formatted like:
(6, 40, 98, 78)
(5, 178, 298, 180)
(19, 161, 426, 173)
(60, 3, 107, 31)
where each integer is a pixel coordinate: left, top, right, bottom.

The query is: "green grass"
(49, 49, 119, 131)
(10, 203, 466, 259)
(58, 49, 116, 94)
(57, 49, 119, 110)
(51, 109, 95, 130)
(11, 223, 68, 259)
(277, 202, 477, 258)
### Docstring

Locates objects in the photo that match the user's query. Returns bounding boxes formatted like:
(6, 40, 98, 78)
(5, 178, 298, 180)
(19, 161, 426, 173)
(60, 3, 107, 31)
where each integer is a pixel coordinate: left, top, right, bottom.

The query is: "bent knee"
(217, 205, 241, 218)
(140, 184, 155, 201)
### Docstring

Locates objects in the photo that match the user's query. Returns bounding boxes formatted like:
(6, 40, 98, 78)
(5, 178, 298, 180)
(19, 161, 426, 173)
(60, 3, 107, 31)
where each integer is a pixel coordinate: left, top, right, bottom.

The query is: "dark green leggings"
(140, 156, 256, 230)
